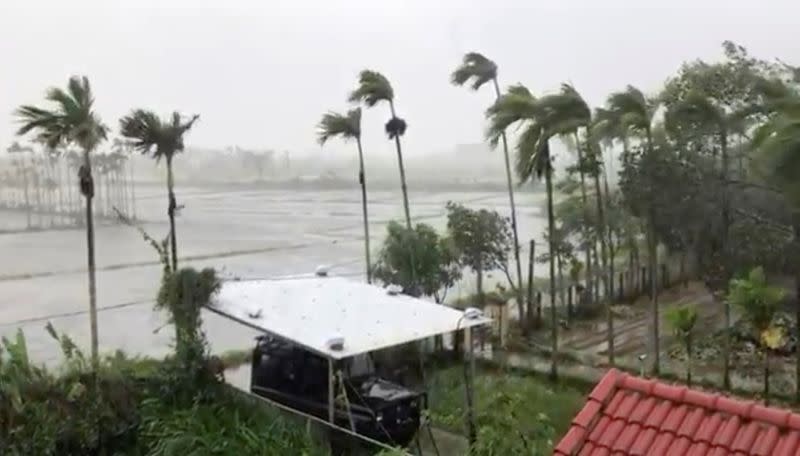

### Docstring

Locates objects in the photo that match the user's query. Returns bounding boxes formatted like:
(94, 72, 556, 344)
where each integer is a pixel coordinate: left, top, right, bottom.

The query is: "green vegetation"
(728, 266, 786, 403)
(427, 366, 584, 455)
(665, 304, 699, 385)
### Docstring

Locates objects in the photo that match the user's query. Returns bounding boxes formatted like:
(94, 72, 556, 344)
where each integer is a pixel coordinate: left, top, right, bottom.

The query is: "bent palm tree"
(607, 85, 661, 374)
(15, 76, 108, 366)
(665, 89, 754, 388)
(317, 108, 373, 283)
(348, 70, 412, 229)
(486, 84, 564, 380)
(451, 52, 525, 323)
(751, 85, 800, 400)
(120, 110, 199, 272)
(558, 83, 614, 364)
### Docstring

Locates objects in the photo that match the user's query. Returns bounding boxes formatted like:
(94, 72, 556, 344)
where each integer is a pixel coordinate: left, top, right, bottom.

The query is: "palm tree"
(348, 70, 412, 230)
(120, 110, 199, 272)
(665, 304, 698, 385)
(317, 108, 373, 283)
(665, 89, 754, 389)
(607, 85, 661, 374)
(751, 82, 800, 400)
(486, 83, 577, 380)
(451, 52, 525, 322)
(15, 75, 108, 366)
(728, 267, 785, 404)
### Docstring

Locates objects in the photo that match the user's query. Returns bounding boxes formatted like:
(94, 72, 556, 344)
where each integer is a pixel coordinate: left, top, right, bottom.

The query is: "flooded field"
(0, 186, 548, 364)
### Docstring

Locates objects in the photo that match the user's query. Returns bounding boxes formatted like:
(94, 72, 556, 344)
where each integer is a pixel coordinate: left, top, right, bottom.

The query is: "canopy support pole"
(464, 326, 477, 445)
(328, 358, 335, 424)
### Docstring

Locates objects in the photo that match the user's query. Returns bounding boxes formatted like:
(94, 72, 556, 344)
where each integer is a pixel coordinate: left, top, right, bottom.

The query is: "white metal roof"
(207, 276, 491, 360)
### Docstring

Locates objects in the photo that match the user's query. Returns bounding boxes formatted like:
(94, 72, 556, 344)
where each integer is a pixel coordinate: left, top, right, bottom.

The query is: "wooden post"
(464, 326, 477, 445)
(527, 239, 535, 326)
(661, 263, 668, 289)
(618, 272, 624, 302)
(536, 292, 542, 323)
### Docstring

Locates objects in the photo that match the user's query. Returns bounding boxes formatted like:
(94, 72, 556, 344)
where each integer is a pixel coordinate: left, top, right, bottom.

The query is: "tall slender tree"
(451, 52, 526, 322)
(486, 83, 585, 379)
(751, 80, 800, 400)
(348, 70, 412, 229)
(317, 108, 373, 283)
(665, 89, 753, 389)
(607, 85, 661, 373)
(15, 76, 108, 366)
(120, 110, 199, 272)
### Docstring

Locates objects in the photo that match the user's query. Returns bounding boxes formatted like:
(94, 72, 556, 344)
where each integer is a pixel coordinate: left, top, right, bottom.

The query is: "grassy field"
(426, 365, 586, 449)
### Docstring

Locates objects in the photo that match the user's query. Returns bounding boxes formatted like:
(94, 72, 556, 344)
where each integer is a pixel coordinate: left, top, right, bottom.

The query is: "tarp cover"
(208, 276, 491, 359)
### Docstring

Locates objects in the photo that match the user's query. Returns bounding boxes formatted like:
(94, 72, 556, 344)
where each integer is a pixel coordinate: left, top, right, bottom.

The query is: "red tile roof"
(554, 369, 800, 456)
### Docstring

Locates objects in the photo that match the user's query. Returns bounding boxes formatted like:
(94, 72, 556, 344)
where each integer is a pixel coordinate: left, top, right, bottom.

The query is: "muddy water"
(0, 186, 548, 365)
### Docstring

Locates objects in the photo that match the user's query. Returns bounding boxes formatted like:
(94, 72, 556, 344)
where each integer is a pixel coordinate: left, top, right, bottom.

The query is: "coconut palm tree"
(317, 108, 373, 283)
(15, 75, 108, 366)
(120, 110, 199, 272)
(451, 52, 525, 321)
(728, 267, 785, 404)
(665, 89, 754, 388)
(348, 70, 412, 230)
(486, 83, 577, 380)
(665, 304, 698, 385)
(606, 85, 662, 374)
(751, 82, 800, 400)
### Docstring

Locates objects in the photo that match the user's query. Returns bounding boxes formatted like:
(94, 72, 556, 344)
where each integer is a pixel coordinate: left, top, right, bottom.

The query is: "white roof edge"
(206, 276, 492, 360)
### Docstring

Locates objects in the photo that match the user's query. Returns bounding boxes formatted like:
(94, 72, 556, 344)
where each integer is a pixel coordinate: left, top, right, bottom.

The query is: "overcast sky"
(0, 0, 797, 159)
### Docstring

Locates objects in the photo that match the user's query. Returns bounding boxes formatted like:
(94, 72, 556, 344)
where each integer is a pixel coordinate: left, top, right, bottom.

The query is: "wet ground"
(0, 185, 548, 365)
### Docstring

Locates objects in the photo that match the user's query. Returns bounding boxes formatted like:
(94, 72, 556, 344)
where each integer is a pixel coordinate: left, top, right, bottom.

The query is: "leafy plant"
(372, 221, 461, 301)
(665, 304, 698, 385)
(728, 266, 785, 402)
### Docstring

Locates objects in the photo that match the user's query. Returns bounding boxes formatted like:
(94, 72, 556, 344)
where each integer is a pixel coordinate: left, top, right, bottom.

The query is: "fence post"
(618, 272, 624, 302)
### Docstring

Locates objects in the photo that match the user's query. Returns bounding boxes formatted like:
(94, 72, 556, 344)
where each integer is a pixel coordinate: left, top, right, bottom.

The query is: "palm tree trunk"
(492, 78, 525, 326)
(764, 350, 771, 405)
(81, 150, 99, 368)
(356, 137, 372, 283)
(794, 219, 800, 403)
(167, 157, 179, 272)
(557, 252, 567, 318)
(388, 102, 412, 229)
(645, 130, 660, 375)
(686, 334, 692, 386)
(388, 101, 417, 294)
(545, 142, 558, 381)
(476, 263, 485, 307)
(721, 130, 732, 392)
(590, 147, 613, 365)
(648, 214, 659, 375)
(574, 134, 593, 308)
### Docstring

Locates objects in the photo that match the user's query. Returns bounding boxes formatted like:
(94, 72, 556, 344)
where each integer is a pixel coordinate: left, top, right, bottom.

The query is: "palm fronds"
(450, 52, 498, 91)
(119, 110, 199, 161)
(316, 108, 361, 145)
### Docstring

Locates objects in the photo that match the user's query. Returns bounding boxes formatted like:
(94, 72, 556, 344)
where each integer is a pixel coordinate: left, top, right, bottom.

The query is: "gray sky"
(0, 0, 797, 158)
